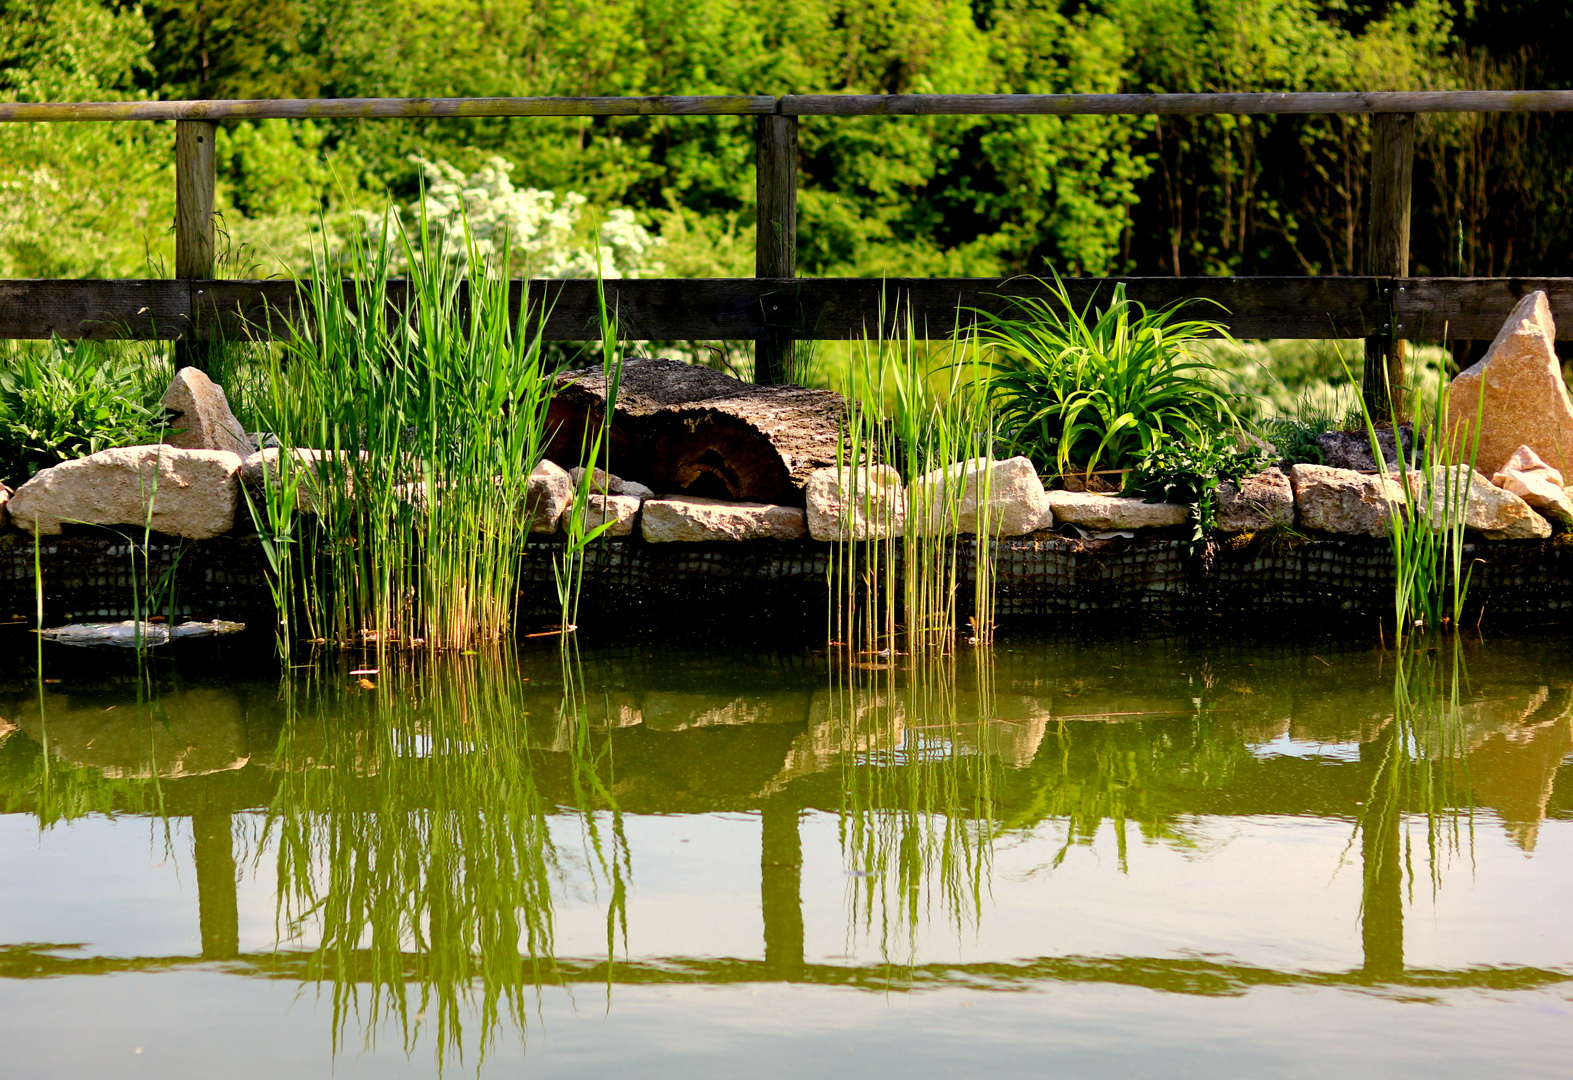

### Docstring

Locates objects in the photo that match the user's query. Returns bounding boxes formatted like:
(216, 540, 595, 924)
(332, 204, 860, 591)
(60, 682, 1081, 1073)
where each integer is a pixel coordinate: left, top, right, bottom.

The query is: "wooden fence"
(6, 90, 1573, 415)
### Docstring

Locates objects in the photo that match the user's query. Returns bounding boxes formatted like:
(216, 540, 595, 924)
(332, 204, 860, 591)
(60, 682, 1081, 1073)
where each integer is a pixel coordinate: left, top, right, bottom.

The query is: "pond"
(2, 631, 1571, 1078)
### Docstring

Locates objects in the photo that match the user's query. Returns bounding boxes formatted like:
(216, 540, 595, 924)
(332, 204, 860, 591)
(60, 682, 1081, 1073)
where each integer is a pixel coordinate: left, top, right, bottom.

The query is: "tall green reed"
(1342, 356, 1486, 639)
(829, 300, 999, 656)
(252, 214, 561, 651)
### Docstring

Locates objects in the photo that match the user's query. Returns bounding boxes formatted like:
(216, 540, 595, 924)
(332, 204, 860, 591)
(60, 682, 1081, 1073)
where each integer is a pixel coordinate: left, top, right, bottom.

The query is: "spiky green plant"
(973, 277, 1244, 486)
(251, 210, 561, 650)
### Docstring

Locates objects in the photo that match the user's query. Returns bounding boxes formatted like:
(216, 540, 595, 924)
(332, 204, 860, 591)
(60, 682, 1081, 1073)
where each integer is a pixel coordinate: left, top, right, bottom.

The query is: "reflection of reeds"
(261, 650, 625, 1068)
(827, 651, 1000, 964)
(829, 302, 997, 656)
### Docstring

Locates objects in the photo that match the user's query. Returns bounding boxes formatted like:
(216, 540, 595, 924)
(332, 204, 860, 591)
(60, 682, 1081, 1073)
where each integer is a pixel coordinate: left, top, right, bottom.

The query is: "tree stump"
(543, 358, 847, 506)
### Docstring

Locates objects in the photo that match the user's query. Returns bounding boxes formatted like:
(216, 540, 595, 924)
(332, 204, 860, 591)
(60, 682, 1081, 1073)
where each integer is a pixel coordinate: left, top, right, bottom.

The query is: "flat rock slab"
(161, 368, 257, 458)
(9, 445, 242, 539)
(1447, 290, 1573, 478)
(805, 465, 905, 541)
(910, 456, 1051, 536)
(1492, 444, 1573, 525)
(545, 357, 846, 505)
(1215, 468, 1296, 532)
(1405, 465, 1550, 540)
(1046, 490, 1187, 531)
(573, 494, 642, 537)
(1289, 464, 1401, 537)
(642, 495, 808, 542)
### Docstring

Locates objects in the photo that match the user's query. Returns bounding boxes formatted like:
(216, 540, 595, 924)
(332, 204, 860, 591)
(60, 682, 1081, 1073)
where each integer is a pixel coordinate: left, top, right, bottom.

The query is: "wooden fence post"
(1361, 112, 1415, 420)
(175, 119, 217, 371)
(755, 113, 798, 384)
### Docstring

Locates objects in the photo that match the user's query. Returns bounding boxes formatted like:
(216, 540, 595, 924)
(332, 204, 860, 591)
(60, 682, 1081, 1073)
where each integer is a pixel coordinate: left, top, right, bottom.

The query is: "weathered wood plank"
(754, 115, 799, 384)
(175, 120, 217, 371)
(0, 279, 188, 339)
(1362, 113, 1415, 419)
(11, 276, 1573, 344)
(0, 96, 779, 122)
(783, 90, 1573, 116)
(1394, 278, 1573, 340)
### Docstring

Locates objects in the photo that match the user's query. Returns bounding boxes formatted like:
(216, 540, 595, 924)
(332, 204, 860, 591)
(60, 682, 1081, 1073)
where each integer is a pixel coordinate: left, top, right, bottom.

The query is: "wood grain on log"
(543, 357, 846, 506)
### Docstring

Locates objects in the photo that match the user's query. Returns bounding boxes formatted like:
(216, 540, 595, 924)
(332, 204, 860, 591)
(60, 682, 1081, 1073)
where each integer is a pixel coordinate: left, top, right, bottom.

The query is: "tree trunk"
(544, 358, 846, 506)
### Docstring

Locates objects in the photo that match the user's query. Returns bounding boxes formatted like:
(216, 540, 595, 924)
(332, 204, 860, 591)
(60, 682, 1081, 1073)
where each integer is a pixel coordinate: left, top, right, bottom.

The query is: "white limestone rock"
(160, 367, 257, 458)
(1491, 444, 1573, 525)
(525, 459, 572, 534)
(8, 445, 242, 539)
(1289, 464, 1404, 537)
(909, 456, 1051, 536)
(1405, 465, 1550, 540)
(1215, 468, 1296, 532)
(1046, 490, 1188, 531)
(805, 464, 905, 541)
(566, 493, 642, 537)
(568, 465, 654, 501)
(641, 495, 807, 542)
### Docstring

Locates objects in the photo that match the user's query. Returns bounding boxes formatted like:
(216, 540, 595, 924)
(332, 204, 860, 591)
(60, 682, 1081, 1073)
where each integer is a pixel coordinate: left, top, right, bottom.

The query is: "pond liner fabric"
(2, 528, 1571, 630)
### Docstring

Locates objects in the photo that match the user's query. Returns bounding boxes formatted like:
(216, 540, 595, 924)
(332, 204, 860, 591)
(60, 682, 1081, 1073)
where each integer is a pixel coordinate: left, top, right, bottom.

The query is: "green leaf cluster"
(974, 278, 1244, 480)
(0, 340, 169, 487)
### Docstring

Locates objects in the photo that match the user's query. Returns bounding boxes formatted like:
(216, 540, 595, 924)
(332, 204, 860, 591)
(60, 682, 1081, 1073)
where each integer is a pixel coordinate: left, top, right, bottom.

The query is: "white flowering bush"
(366, 155, 664, 278)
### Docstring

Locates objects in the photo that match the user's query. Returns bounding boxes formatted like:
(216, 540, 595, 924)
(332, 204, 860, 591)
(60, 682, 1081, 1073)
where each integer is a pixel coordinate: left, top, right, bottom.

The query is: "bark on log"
(544, 357, 846, 506)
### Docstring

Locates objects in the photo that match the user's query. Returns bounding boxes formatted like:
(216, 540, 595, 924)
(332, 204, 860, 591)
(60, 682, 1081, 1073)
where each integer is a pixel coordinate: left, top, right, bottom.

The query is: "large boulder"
(1214, 468, 1296, 532)
(1446, 290, 1573, 478)
(8, 445, 242, 539)
(1404, 465, 1550, 540)
(641, 495, 808, 542)
(1046, 491, 1188, 531)
(909, 456, 1051, 536)
(524, 459, 572, 534)
(805, 465, 905, 541)
(161, 368, 257, 458)
(1289, 464, 1402, 537)
(543, 357, 846, 506)
(1491, 444, 1573, 525)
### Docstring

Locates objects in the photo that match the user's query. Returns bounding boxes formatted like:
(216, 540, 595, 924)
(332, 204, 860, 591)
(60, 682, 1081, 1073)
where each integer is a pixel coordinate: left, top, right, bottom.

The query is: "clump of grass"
(973, 277, 1245, 487)
(829, 297, 999, 656)
(0, 338, 170, 488)
(1342, 355, 1485, 640)
(251, 213, 562, 651)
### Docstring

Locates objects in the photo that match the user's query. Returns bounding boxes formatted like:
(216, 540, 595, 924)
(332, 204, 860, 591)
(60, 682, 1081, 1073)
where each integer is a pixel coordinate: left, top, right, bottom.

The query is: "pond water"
(2, 632, 1572, 1078)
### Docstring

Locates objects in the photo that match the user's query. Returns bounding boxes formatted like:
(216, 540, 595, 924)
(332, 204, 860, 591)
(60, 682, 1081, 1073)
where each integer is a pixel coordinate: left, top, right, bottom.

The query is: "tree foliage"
(5, 0, 1573, 281)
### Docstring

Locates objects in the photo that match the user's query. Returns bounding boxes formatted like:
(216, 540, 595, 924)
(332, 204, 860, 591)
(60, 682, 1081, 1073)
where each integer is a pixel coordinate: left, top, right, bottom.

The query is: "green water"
(2, 633, 1571, 1078)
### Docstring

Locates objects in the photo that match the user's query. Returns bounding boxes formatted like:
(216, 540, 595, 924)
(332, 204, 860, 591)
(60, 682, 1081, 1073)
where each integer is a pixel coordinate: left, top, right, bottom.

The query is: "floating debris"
(38, 619, 246, 648)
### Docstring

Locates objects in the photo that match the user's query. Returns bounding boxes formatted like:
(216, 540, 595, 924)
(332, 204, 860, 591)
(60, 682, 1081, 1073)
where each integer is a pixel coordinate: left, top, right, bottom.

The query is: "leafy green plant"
(1126, 432, 1274, 540)
(971, 278, 1245, 484)
(0, 339, 168, 486)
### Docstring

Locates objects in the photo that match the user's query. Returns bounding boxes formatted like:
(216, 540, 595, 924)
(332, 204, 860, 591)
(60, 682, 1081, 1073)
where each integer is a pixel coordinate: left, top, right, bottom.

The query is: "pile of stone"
(7, 291, 1573, 550)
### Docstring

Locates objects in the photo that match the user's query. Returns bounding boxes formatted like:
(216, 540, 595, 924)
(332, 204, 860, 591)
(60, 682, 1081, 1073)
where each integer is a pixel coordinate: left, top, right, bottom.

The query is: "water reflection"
(1, 635, 1572, 1066)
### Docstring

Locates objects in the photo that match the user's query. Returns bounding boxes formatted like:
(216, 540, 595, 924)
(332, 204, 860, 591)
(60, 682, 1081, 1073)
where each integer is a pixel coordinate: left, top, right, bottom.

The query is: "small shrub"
(972, 277, 1246, 482)
(0, 340, 168, 487)
(1126, 431, 1274, 540)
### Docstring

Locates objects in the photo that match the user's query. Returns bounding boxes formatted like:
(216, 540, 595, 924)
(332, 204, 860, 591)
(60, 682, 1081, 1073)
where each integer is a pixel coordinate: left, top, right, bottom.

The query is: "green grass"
(972, 278, 1245, 485)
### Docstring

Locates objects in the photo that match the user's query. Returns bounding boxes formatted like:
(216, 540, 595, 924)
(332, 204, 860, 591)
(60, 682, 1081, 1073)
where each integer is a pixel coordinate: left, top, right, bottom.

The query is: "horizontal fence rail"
(7, 91, 1573, 122)
(4, 277, 1571, 343)
(6, 91, 1573, 412)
